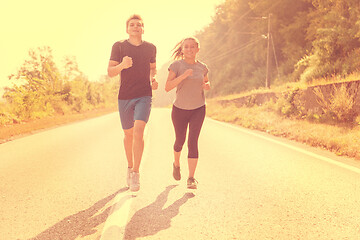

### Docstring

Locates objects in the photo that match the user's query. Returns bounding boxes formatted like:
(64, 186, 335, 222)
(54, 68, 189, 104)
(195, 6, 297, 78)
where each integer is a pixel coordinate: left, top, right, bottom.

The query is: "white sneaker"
(126, 168, 132, 187)
(130, 172, 140, 192)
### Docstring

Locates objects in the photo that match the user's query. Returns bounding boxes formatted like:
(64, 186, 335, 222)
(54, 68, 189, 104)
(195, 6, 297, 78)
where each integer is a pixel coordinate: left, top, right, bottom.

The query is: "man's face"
(126, 19, 144, 36)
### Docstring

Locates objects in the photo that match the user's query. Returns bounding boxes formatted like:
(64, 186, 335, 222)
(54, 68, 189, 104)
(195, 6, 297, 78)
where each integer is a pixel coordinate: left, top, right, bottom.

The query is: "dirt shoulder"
(0, 107, 117, 144)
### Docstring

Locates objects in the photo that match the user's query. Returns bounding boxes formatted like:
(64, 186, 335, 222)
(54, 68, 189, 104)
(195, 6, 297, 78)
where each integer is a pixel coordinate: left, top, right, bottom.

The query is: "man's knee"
(133, 130, 144, 141)
(133, 120, 146, 140)
(124, 128, 133, 140)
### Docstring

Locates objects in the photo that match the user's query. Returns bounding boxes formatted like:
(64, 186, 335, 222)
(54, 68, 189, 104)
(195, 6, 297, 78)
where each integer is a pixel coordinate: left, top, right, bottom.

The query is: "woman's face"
(181, 39, 199, 59)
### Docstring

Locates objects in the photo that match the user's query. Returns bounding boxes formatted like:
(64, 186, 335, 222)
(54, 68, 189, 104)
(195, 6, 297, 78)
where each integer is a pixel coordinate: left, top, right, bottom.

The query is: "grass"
(206, 97, 360, 160)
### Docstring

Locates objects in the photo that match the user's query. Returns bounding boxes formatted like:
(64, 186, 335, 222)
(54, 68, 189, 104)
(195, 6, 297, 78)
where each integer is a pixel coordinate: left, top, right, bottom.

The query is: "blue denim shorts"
(118, 96, 152, 130)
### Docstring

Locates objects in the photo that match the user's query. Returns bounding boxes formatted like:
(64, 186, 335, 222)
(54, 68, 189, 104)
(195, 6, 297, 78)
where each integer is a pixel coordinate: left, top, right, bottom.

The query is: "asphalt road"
(1, 108, 360, 240)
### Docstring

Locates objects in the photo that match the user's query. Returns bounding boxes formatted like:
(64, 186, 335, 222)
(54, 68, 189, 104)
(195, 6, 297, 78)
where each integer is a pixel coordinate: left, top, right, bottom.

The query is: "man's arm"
(150, 62, 158, 90)
(107, 57, 133, 78)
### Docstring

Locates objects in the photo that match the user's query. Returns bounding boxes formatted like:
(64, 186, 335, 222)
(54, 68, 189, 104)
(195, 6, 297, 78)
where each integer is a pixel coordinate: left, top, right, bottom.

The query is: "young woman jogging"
(165, 37, 210, 189)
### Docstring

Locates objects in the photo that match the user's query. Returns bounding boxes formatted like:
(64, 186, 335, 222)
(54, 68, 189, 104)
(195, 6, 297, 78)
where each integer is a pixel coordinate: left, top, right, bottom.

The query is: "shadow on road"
(27, 187, 129, 240)
(123, 184, 195, 240)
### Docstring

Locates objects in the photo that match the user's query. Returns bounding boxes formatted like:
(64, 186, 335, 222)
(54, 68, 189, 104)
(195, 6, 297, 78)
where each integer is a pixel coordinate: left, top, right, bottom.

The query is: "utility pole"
(265, 13, 272, 88)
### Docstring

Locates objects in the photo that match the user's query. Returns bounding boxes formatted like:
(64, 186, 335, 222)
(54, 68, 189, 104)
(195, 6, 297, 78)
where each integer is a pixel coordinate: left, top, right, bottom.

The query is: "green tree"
(296, 0, 360, 82)
(6, 46, 62, 119)
(196, 0, 313, 96)
(194, 0, 360, 97)
(9, 46, 62, 94)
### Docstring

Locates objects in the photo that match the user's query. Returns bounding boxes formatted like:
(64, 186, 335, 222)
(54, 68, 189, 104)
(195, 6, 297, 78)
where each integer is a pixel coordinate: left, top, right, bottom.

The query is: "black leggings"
(171, 105, 206, 158)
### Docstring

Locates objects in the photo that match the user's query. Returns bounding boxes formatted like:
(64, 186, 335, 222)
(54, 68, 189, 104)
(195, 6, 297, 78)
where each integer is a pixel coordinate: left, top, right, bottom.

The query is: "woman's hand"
(165, 69, 192, 92)
(202, 81, 210, 90)
(183, 69, 193, 78)
(202, 75, 210, 90)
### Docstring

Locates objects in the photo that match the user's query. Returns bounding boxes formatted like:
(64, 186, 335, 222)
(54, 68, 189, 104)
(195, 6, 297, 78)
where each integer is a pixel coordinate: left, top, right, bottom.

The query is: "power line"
(200, 0, 283, 61)
(200, 1, 263, 60)
(197, 1, 283, 88)
(206, 36, 264, 63)
(237, 32, 262, 35)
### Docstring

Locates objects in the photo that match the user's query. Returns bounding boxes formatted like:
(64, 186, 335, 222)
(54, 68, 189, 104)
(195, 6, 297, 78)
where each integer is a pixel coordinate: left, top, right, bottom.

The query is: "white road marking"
(100, 191, 135, 240)
(100, 121, 148, 239)
(208, 118, 360, 175)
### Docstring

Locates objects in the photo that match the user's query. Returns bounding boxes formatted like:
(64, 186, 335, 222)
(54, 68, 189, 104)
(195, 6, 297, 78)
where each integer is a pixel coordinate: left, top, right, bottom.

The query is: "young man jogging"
(108, 14, 158, 191)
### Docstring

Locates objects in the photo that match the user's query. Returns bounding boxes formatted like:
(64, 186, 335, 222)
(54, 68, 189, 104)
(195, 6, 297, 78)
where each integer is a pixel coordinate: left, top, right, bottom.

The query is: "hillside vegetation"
(194, 0, 360, 96)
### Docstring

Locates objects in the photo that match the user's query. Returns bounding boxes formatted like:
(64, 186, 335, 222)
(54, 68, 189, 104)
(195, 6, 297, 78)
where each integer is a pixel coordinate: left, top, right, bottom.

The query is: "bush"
(275, 88, 303, 118)
(313, 84, 358, 123)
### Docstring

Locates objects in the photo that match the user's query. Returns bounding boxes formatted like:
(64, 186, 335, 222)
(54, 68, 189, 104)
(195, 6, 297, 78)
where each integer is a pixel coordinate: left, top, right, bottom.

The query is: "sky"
(0, 0, 225, 89)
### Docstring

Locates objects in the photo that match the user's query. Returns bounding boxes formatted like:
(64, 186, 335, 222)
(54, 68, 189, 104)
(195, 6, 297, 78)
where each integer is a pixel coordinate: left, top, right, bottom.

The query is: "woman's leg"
(171, 106, 190, 167)
(188, 158, 198, 178)
(173, 151, 181, 167)
(187, 106, 206, 178)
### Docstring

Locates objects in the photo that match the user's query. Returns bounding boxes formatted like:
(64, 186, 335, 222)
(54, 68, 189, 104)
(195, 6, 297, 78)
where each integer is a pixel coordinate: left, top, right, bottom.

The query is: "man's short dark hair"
(126, 14, 144, 29)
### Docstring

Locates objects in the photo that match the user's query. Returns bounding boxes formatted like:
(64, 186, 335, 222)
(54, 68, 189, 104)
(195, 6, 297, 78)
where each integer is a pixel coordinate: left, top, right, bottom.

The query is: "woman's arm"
(165, 69, 193, 92)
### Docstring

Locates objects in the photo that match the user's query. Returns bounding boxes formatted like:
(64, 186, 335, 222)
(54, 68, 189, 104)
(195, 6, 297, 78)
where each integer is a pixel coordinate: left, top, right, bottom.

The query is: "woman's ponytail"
(171, 37, 200, 60)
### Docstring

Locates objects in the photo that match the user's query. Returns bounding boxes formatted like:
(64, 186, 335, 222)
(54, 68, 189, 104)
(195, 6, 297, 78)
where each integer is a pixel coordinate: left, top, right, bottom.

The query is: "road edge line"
(207, 118, 360, 175)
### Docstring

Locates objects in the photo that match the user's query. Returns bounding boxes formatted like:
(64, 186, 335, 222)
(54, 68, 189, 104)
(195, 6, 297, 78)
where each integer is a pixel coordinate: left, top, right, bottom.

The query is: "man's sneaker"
(130, 172, 140, 192)
(187, 177, 198, 189)
(173, 163, 181, 181)
(126, 168, 132, 187)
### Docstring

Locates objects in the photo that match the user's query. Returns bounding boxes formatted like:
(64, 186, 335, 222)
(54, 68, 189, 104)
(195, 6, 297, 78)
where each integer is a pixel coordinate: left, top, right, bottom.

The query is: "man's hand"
(151, 78, 158, 90)
(121, 56, 133, 69)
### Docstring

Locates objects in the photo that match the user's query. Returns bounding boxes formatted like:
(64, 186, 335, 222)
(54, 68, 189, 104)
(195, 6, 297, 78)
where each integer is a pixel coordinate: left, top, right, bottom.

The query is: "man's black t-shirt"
(110, 40, 156, 100)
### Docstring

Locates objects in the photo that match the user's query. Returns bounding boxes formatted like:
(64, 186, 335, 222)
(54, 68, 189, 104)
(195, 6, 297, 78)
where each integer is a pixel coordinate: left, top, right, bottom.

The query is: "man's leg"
(118, 99, 135, 169)
(123, 128, 134, 168)
(129, 120, 146, 191)
(130, 96, 151, 191)
(132, 120, 146, 173)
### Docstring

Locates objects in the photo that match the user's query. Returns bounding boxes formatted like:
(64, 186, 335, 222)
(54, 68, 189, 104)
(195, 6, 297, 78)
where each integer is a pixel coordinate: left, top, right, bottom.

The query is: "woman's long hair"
(171, 37, 200, 60)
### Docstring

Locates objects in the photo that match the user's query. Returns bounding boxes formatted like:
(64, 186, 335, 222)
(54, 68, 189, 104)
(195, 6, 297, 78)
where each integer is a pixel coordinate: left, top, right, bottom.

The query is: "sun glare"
(0, 0, 224, 88)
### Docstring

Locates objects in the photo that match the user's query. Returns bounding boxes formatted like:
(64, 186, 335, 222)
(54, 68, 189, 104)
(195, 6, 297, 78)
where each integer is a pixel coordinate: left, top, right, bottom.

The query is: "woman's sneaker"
(126, 168, 132, 187)
(130, 172, 140, 192)
(173, 163, 181, 181)
(187, 177, 198, 189)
